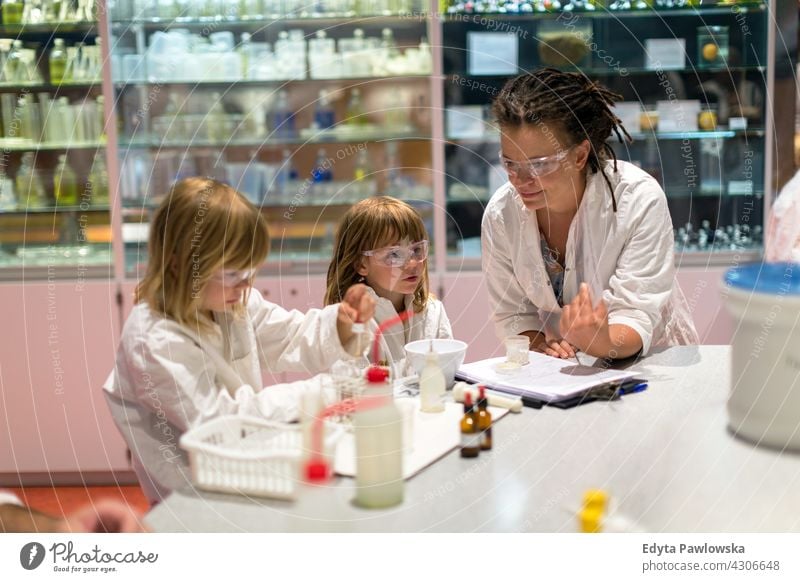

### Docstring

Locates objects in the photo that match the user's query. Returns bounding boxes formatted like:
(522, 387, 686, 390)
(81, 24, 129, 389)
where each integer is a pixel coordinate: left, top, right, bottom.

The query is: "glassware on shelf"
(0, 169, 15, 210)
(49, 37, 67, 84)
(313, 89, 335, 130)
(384, 90, 410, 131)
(345, 88, 367, 126)
(697, 25, 729, 69)
(1, 1, 24, 24)
(270, 89, 295, 139)
(15, 152, 47, 209)
(206, 92, 226, 142)
(312, 148, 331, 180)
(88, 151, 109, 205)
(308, 29, 339, 79)
(4, 40, 27, 82)
(238, 32, 253, 78)
(54, 154, 79, 206)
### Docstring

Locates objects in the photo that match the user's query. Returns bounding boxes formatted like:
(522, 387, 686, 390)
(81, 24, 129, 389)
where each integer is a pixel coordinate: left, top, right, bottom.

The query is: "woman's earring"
(357, 275, 366, 283)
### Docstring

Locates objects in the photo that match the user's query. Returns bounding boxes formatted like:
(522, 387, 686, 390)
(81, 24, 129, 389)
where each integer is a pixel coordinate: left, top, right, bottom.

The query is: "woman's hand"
(533, 329, 577, 359)
(559, 283, 611, 354)
(337, 284, 376, 346)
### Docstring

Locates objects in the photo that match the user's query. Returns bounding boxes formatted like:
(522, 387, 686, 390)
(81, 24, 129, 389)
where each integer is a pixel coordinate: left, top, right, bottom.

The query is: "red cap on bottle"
(465, 392, 473, 406)
(304, 458, 330, 483)
(366, 365, 390, 384)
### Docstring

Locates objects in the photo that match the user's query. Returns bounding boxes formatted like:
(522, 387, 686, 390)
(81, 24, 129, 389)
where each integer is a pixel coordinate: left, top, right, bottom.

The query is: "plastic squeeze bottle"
(419, 343, 445, 413)
(353, 366, 404, 508)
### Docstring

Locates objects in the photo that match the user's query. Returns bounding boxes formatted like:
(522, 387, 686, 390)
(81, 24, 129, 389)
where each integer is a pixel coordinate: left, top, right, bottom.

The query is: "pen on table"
(573, 351, 584, 366)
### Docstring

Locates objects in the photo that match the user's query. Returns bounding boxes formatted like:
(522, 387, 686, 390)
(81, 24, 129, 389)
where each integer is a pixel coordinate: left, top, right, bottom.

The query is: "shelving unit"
(1, 0, 796, 485)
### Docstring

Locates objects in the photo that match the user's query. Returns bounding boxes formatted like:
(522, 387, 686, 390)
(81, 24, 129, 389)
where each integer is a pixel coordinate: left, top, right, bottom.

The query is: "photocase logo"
(20, 542, 46, 570)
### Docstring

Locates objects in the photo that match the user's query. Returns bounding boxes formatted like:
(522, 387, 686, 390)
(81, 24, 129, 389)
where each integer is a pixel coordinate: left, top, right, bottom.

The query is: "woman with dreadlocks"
(482, 69, 697, 360)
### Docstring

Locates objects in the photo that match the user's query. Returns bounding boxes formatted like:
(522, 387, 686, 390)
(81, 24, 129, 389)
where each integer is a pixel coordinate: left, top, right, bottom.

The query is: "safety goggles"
(363, 240, 429, 268)
(498, 148, 571, 179)
(209, 268, 257, 286)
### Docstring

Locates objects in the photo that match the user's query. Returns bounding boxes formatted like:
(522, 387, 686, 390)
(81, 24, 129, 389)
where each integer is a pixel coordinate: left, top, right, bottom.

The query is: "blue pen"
(626, 382, 648, 394)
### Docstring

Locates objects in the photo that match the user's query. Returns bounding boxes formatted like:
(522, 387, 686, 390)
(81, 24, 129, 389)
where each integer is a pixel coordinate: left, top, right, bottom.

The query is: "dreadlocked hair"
(491, 68, 632, 211)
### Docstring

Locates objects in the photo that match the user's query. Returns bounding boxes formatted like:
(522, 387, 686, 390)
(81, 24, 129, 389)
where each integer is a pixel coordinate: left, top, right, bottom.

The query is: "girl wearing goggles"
(484, 69, 697, 361)
(105, 178, 374, 502)
(325, 196, 453, 374)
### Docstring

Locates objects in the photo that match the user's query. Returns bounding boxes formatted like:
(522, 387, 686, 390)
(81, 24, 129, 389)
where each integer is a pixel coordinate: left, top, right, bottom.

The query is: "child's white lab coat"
(481, 160, 698, 355)
(356, 287, 453, 377)
(103, 289, 353, 502)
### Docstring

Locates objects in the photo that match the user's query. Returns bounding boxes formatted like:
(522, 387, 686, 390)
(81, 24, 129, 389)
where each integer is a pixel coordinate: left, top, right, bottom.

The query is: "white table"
(145, 346, 800, 532)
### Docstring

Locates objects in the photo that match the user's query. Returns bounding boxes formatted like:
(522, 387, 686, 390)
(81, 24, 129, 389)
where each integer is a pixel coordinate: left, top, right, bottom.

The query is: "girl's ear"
(356, 257, 369, 278)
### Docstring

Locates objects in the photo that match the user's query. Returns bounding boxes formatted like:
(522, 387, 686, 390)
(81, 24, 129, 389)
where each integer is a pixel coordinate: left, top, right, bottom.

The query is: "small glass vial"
(460, 393, 480, 458)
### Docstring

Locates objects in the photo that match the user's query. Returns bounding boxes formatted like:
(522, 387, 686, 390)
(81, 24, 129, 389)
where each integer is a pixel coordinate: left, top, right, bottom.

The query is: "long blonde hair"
(325, 196, 429, 313)
(135, 177, 270, 333)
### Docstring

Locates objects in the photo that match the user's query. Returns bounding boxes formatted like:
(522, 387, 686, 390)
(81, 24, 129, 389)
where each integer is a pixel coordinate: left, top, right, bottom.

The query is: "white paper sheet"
(456, 351, 639, 402)
(334, 400, 508, 479)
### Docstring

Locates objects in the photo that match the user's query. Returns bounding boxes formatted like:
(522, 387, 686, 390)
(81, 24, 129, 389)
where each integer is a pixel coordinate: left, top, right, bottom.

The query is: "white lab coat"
(481, 160, 698, 355)
(103, 289, 352, 502)
(766, 168, 800, 263)
(361, 287, 453, 376)
(0, 490, 21, 506)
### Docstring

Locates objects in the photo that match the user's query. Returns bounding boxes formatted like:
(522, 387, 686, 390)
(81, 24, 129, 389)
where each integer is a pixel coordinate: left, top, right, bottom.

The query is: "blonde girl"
(325, 196, 452, 375)
(104, 178, 374, 502)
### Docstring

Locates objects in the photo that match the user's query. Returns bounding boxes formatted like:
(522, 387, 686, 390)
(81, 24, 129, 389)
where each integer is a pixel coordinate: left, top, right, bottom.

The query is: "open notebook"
(456, 351, 641, 404)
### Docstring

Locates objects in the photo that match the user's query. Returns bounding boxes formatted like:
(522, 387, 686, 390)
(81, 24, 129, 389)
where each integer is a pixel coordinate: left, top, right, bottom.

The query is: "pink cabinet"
(0, 281, 130, 480)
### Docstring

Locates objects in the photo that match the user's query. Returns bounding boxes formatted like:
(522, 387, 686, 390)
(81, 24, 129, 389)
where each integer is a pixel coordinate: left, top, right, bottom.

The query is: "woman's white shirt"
(481, 160, 698, 354)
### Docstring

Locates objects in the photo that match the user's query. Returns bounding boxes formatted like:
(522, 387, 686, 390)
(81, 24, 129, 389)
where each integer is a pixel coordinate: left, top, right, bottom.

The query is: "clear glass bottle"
(270, 89, 295, 138)
(49, 38, 68, 84)
(206, 92, 226, 143)
(5, 40, 26, 83)
(88, 150, 109, 205)
(276, 148, 298, 201)
(238, 32, 252, 79)
(380, 28, 399, 59)
(353, 148, 369, 183)
(0, 170, 16, 210)
(16, 152, 47, 209)
(313, 88, 335, 130)
(311, 148, 332, 182)
(345, 88, 367, 126)
(53, 153, 79, 206)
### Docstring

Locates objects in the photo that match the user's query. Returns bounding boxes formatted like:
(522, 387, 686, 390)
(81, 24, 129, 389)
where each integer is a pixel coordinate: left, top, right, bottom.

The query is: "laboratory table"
(146, 346, 800, 532)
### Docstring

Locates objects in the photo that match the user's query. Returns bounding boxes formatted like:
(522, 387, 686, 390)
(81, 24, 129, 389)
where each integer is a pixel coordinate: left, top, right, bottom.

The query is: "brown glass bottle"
(460, 393, 480, 458)
(476, 385, 493, 451)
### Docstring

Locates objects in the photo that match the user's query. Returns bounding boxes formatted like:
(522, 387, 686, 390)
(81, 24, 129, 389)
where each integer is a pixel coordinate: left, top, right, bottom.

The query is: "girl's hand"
(559, 283, 611, 353)
(337, 284, 376, 346)
(60, 499, 147, 533)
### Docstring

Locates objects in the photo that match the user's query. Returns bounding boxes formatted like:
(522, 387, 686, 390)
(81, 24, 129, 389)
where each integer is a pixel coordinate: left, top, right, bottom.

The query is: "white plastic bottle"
(353, 366, 403, 508)
(419, 345, 445, 413)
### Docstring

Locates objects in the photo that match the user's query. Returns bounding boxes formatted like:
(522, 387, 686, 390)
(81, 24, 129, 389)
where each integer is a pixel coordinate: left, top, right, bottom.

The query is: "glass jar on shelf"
(697, 25, 729, 69)
(16, 152, 47, 209)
